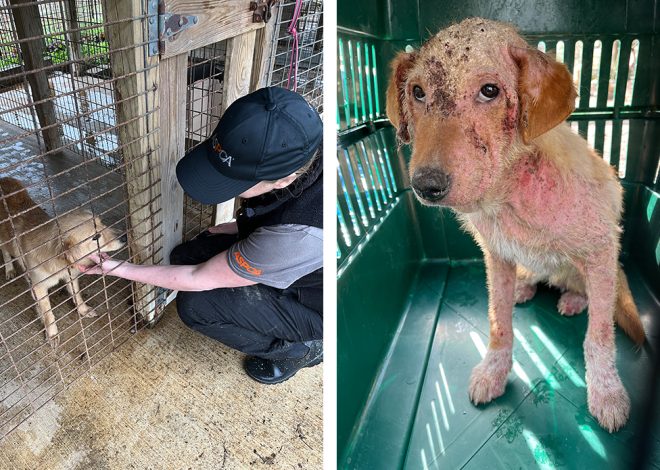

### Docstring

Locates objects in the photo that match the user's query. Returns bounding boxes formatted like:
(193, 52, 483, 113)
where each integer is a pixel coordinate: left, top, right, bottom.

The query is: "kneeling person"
(78, 87, 323, 384)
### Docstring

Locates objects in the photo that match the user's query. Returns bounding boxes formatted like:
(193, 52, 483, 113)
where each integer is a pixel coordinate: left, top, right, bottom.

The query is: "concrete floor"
(0, 303, 323, 469)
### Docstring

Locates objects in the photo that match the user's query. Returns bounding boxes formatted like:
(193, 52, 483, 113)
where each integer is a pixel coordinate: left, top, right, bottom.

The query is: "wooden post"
(103, 0, 160, 322)
(159, 54, 187, 264)
(214, 30, 257, 224)
(9, 0, 63, 154)
(250, 4, 279, 92)
(62, 0, 84, 76)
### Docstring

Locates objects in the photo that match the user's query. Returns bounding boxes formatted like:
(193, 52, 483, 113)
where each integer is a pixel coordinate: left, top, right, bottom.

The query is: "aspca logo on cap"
(212, 135, 233, 167)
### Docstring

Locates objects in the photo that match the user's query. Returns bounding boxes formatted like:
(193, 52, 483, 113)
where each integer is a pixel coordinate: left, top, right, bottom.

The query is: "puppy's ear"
(510, 46, 577, 144)
(386, 51, 417, 143)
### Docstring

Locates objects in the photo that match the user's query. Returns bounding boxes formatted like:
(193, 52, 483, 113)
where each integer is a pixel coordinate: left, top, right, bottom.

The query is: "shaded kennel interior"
(337, 0, 660, 468)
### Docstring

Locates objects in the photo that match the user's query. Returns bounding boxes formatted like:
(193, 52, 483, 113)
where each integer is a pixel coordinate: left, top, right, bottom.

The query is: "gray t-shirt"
(227, 224, 323, 289)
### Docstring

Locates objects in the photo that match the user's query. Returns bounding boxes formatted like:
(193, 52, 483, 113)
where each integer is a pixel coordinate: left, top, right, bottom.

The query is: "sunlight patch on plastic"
(523, 429, 557, 470)
(589, 41, 602, 108)
(578, 423, 608, 460)
(531, 325, 585, 387)
(514, 328, 560, 389)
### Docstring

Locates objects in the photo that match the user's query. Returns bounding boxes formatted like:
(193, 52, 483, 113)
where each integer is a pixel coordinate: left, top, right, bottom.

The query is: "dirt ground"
(0, 303, 323, 469)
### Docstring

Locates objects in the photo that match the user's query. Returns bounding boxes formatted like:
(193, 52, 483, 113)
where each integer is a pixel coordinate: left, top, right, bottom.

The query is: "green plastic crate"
(337, 1, 660, 468)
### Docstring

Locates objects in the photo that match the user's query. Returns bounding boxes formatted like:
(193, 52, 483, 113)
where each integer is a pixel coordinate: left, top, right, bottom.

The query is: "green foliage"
(43, 33, 68, 65)
(0, 22, 110, 70)
(0, 50, 20, 70)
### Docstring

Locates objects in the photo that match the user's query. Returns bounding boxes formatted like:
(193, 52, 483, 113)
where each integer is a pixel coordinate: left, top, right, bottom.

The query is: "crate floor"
(0, 303, 323, 469)
(349, 261, 660, 469)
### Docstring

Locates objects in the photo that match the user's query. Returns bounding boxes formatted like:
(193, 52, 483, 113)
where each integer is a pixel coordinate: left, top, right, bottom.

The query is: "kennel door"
(156, 1, 272, 266)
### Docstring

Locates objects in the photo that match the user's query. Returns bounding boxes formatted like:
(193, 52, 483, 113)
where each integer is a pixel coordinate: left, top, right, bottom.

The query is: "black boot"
(244, 340, 323, 384)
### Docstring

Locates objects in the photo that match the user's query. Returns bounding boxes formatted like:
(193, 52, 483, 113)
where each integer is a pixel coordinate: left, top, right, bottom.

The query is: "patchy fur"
(514, 282, 537, 304)
(0, 177, 125, 347)
(386, 18, 644, 432)
(558, 290, 588, 316)
(469, 347, 513, 404)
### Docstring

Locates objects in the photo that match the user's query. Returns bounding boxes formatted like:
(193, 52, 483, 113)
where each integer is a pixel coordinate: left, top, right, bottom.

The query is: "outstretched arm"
(76, 252, 255, 291)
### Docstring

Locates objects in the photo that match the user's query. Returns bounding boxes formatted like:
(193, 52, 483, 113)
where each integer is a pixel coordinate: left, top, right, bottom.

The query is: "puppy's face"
(386, 18, 576, 212)
(60, 211, 126, 267)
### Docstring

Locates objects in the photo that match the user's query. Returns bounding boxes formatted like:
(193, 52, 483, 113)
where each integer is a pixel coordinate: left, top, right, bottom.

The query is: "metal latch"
(147, 0, 199, 56)
(249, 0, 279, 23)
(160, 12, 198, 41)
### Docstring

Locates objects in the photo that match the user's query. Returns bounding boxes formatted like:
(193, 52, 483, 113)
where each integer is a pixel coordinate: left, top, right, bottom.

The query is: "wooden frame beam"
(8, 0, 63, 155)
(160, 0, 264, 59)
(104, 0, 161, 322)
(159, 54, 187, 264)
(214, 29, 257, 224)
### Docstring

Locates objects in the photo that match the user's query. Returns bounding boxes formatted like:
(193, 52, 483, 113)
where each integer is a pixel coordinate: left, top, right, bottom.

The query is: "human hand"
(207, 221, 238, 235)
(74, 252, 121, 275)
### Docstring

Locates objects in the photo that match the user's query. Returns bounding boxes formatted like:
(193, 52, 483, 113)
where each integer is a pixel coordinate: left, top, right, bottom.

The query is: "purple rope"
(286, 0, 303, 91)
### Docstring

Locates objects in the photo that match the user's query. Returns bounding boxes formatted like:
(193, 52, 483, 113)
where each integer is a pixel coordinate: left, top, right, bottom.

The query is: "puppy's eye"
(478, 84, 499, 102)
(91, 234, 101, 241)
(412, 85, 426, 102)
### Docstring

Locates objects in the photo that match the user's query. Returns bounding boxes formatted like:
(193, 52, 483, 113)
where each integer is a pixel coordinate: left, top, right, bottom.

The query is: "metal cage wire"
(183, 39, 227, 242)
(0, 0, 160, 439)
(267, 0, 323, 112)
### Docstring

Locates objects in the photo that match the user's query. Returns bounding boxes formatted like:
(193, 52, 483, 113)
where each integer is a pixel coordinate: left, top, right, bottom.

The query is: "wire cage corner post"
(103, 0, 161, 324)
(7, 0, 64, 154)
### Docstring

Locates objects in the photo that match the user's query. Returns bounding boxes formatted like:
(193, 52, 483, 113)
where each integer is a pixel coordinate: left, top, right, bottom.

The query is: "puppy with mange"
(0, 177, 125, 348)
(386, 18, 645, 432)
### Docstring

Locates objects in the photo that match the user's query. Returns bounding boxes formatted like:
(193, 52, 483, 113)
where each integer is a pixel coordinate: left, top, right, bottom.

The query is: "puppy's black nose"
(119, 234, 128, 244)
(411, 168, 451, 201)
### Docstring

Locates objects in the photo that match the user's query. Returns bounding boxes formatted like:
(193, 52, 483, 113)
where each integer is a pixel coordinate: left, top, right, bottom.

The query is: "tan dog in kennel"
(0, 177, 125, 348)
(386, 18, 645, 432)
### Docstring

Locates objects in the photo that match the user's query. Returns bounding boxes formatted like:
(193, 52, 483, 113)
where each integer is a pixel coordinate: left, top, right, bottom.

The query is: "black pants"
(170, 232, 323, 360)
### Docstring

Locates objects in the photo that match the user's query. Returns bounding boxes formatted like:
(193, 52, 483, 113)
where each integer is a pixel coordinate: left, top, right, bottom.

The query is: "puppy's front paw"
(5, 267, 16, 281)
(558, 291, 588, 316)
(469, 348, 512, 405)
(514, 283, 537, 304)
(587, 379, 630, 433)
(47, 332, 60, 349)
(78, 304, 98, 318)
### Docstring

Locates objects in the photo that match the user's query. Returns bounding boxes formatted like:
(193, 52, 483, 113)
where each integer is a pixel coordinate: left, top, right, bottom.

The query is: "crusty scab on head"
(389, 18, 527, 144)
(423, 57, 456, 117)
(444, 41, 453, 57)
(502, 86, 517, 134)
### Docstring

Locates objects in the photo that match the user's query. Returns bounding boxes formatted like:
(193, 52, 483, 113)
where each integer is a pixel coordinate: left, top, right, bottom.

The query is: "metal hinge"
(249, 0, 279, 23)
(147, 0, 199, 56)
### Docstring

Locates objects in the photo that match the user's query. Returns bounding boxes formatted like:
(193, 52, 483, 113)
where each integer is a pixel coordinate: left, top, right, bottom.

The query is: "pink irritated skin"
(469, 252, 515, 404)
(499, 157, 615, 250)
(469, 155, 629, 431)
(581, 252, 630, 432)
(558, 290, 588, 315)
(389, 18, 630, 432)
(514, 282, 537, 304)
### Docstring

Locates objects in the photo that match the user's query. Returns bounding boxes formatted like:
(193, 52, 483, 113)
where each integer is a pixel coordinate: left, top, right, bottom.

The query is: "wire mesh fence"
(267, 0, 323, 112)
(182, 40, 227, 242)
(0, 0, 119, 169)
(0, 0, 160, 439)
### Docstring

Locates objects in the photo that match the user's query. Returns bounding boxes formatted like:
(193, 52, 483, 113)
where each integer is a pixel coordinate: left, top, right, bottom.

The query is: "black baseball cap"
(176, 87, 323, 204)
